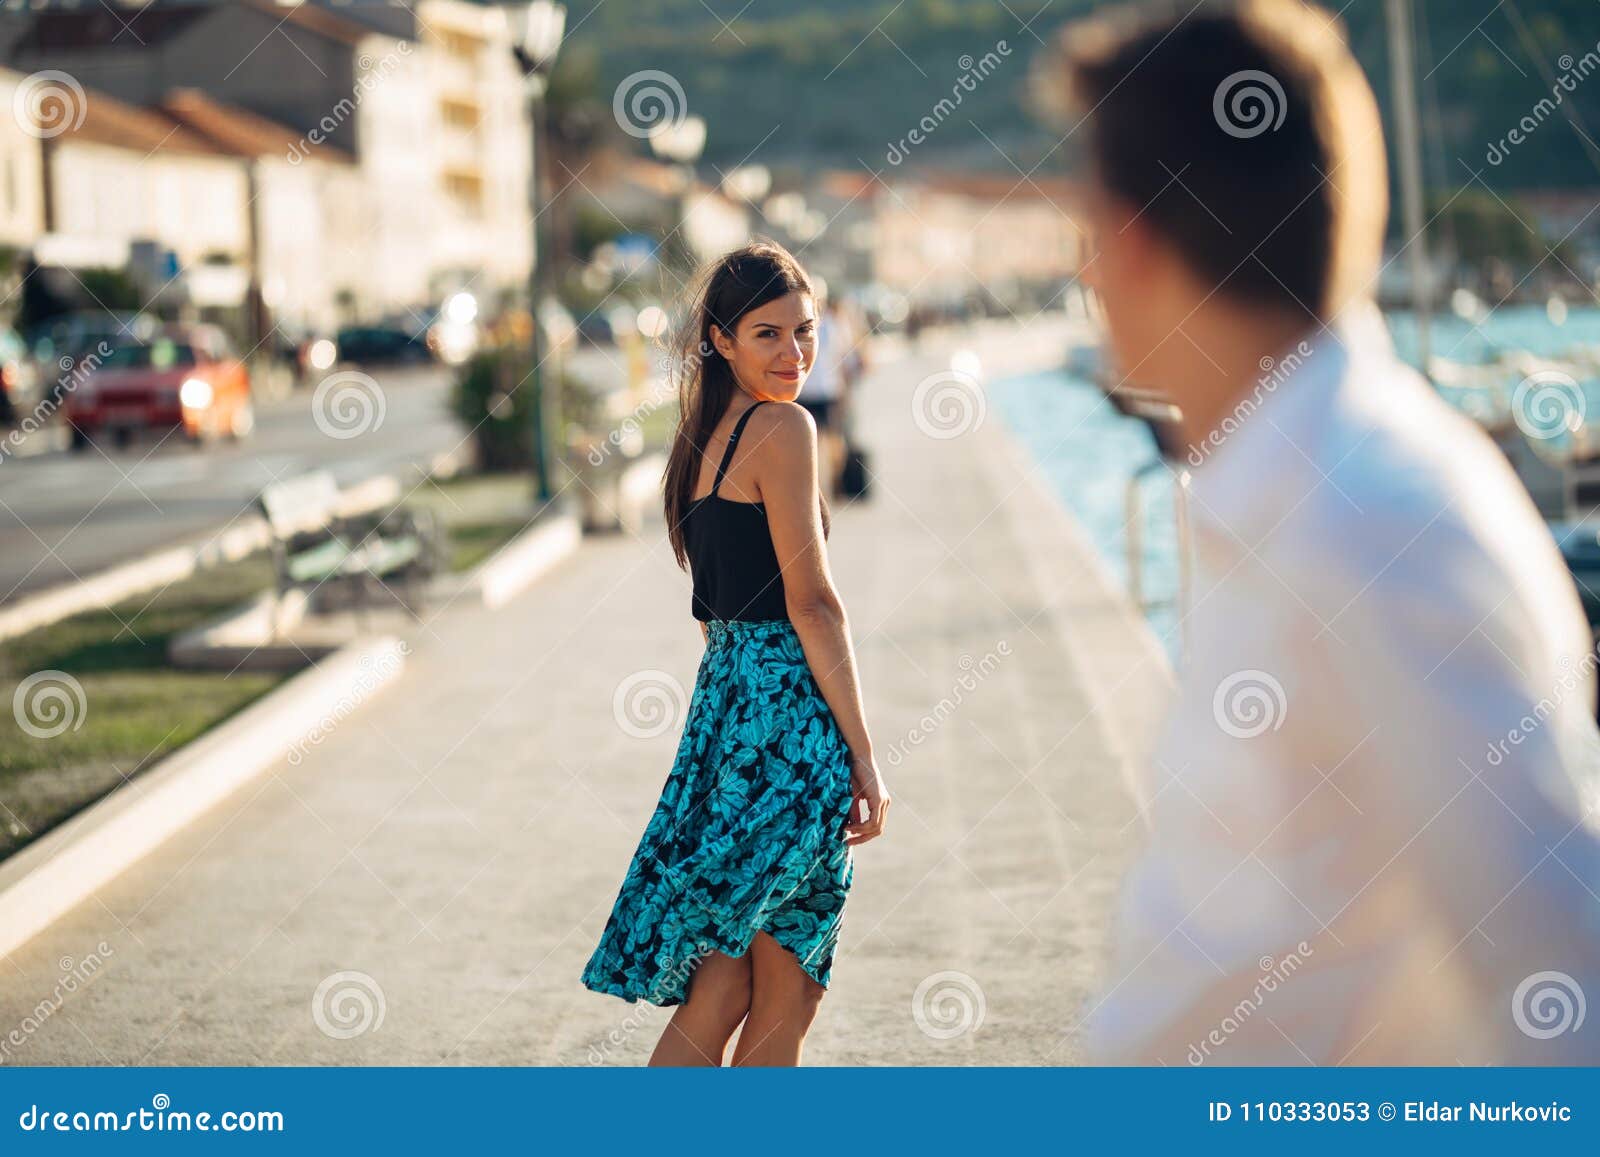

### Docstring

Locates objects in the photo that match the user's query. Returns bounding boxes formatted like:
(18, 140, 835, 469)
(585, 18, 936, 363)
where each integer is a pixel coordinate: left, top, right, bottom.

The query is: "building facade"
(3, 0, 535, 323)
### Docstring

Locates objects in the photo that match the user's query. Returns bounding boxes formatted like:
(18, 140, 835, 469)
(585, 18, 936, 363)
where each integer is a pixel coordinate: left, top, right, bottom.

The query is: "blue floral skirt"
(581, 618, 856, 1006)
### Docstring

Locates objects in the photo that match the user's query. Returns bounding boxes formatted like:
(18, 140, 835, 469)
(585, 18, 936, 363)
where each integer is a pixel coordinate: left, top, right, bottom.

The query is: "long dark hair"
(663, 239, 831, 569)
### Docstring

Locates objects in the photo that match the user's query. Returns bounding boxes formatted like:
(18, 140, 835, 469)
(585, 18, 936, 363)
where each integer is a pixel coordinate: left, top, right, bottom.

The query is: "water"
(1386, 304, 1600, 367)
(990, 305, 1600, 660)
(988, 367, 1181, 656)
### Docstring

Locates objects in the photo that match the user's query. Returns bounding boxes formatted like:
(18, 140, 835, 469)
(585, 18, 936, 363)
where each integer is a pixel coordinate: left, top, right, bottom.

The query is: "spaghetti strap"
(710, 400, 768, 497)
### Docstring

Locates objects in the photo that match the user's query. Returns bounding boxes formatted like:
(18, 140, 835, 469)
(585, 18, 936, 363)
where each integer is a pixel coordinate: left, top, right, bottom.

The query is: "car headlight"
(179, 377, 213, 409)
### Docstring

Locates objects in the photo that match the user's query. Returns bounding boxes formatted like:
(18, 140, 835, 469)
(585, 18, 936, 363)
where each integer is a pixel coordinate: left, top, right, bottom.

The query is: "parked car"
(65, 324, 253, 450)
(336, 324, 432, 366)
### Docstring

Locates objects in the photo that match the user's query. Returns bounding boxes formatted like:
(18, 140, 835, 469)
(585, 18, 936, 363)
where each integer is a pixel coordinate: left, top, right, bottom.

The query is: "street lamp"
(509, 0, 566, 502)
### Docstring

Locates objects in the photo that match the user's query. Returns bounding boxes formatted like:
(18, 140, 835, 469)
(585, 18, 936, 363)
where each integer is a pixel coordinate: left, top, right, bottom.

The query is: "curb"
(0, 444, 471, 645)
(472, 512, 583, 610)
(979, 378, 1174, 830)
(451, 453, 663, 610)
(0, 635, 409, 962)
(166, 589, 334, 671)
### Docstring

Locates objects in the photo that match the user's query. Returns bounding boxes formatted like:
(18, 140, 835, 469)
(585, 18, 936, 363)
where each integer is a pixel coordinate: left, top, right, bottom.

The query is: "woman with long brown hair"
(581, 239, 889, 1066)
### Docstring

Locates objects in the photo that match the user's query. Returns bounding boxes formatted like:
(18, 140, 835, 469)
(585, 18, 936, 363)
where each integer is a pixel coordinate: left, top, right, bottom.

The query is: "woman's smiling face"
(711, 291, 816, 402)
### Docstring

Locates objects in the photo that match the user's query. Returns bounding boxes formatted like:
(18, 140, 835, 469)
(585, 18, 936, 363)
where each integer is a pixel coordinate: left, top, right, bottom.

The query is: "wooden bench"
(257, 470, 444, 632)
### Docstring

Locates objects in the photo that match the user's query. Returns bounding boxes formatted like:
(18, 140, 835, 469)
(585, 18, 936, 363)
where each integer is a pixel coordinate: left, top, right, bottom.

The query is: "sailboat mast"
(1386, 0, 1432, 371)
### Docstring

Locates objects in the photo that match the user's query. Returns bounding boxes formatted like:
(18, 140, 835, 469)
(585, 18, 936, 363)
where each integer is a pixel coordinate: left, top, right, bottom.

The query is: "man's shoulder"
(1270, 353, 1572, 620)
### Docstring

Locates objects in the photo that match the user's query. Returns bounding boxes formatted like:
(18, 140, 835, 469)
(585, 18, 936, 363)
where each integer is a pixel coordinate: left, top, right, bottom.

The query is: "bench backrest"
(259, 470, 343, 537)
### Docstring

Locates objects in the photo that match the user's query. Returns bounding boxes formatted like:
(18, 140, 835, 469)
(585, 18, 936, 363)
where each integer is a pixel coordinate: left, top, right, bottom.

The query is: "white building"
(0, 70, 47, 251)
(5, 0, 535, 321)
(160, 88, 366, 332)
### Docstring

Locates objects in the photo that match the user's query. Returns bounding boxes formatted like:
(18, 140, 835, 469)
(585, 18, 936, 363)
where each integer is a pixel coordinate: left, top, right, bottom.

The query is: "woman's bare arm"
(759, 403, 888, 842)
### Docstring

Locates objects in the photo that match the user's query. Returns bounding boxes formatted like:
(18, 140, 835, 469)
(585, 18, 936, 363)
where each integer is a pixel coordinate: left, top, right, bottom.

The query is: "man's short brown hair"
(1051, 0, 1388, 321)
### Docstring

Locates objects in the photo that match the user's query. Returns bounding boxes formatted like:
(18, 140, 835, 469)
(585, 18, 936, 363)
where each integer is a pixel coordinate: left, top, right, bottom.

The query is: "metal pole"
(527, 81, 555, 501)
(1386, 0, 1432, 374)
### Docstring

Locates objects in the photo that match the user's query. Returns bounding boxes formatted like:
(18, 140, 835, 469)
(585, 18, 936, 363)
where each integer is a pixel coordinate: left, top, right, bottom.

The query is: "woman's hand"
(844, 752, 890, 845)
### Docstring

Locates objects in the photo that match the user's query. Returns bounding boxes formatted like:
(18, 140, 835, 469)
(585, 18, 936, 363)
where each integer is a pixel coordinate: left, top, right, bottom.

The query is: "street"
(0, 366, 463, 604)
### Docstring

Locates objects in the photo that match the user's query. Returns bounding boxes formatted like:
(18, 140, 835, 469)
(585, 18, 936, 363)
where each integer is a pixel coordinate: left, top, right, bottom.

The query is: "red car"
(66, 325, 254, 451)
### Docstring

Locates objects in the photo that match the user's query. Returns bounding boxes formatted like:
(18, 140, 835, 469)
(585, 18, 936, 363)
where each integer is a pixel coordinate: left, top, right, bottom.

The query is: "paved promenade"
(0, 320, 1159, 1065)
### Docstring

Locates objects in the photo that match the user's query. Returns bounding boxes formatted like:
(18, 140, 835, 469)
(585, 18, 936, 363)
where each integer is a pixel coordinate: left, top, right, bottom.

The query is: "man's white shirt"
(1087, 304, 1600, 1065)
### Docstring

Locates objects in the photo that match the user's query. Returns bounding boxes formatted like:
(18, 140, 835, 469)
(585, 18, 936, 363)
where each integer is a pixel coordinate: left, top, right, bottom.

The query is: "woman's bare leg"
(648, 950, 751, 1066)
(729, 932, 826, 1067)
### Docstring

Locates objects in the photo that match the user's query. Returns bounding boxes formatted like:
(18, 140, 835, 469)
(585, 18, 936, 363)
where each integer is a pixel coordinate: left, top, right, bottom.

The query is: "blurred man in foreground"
(1053, 0, 1600, 1063)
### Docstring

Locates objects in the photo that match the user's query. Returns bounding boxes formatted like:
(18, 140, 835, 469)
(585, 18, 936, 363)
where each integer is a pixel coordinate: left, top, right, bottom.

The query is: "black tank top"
(685, 400, 789, 623)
